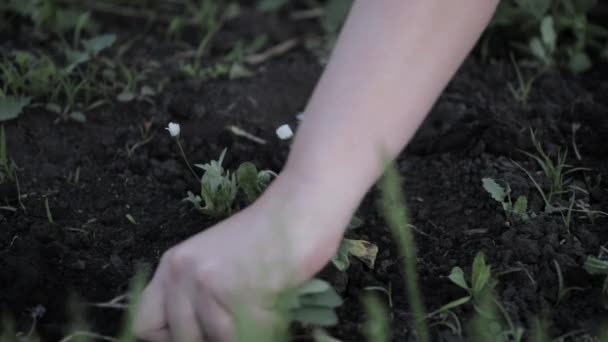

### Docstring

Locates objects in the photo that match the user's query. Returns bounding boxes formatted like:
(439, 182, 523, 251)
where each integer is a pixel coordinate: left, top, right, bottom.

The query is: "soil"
(1, 4, 608, 342)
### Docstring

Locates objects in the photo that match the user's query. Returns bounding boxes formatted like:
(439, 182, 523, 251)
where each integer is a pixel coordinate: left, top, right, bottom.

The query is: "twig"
(87, 293, 129, 310)
(226, 125, 267, 145)
(245, 39, 299, 65)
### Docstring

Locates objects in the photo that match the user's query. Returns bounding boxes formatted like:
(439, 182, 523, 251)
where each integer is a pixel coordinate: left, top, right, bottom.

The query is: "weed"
(363, 294, 391, 342)
(490, 0, 608, 73)
(185, 149, 238, 218)
(379, 162, 429, 342)
(508, 53, 540, 106)
(482, 177, 529, 221)
(332, 238, 378, 271)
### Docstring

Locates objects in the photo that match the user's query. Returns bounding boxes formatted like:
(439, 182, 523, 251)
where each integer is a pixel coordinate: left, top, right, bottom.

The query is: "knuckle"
(164, 248, 193, 276)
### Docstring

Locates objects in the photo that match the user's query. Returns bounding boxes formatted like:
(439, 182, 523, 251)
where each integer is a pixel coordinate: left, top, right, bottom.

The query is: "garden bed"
(1, 1, 608, 341)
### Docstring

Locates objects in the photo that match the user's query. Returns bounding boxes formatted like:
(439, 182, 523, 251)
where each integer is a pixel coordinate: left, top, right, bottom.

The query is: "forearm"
(283, 0, 498, 213)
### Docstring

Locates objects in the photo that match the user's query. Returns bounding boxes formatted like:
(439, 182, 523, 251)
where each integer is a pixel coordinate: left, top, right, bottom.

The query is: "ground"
(1, 3, 608, 342)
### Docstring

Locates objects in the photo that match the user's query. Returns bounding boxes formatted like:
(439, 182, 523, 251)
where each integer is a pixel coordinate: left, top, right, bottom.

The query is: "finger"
(195, 292, 234, 342)
(167, 289, 206, 342)
(134, 280, 169, 342)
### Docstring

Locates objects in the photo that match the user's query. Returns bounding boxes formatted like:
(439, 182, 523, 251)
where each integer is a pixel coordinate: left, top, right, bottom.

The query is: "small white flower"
(276, 124, 293, 140)
(166, 122, 180, 137)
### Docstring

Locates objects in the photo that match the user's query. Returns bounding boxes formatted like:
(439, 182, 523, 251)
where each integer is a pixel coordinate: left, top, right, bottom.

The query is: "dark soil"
(2, 4, 608, 342)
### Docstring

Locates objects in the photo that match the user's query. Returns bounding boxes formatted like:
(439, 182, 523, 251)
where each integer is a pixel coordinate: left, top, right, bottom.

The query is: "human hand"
(133, 173, 350, 342)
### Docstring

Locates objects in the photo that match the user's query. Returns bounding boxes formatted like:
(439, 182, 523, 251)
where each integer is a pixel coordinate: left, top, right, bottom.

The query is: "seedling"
(332, 238, 378, 272)
(507, 53, 539, 106)
(278, 279, 343, 327)
(184, 149, 278, 218)
(236, 162, 275, 203)
(430, 252, 524, 341)
(186, 149, 238, 218)
(482, 178, 529, 221)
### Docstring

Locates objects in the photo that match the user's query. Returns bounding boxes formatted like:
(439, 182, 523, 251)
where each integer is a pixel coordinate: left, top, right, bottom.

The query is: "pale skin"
(135, 1, 500, 341)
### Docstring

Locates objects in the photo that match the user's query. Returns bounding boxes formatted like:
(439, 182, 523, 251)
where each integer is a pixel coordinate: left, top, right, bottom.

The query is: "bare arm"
(282, 0, 499, 218)
(135, 2, 500, 341)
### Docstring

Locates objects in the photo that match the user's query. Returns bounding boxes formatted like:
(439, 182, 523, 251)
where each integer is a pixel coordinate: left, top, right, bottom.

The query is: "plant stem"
(176, 139, 199, 180)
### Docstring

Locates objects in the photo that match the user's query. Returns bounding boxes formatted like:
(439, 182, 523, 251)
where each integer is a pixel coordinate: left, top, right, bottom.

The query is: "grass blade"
(379, 162, 429, 342)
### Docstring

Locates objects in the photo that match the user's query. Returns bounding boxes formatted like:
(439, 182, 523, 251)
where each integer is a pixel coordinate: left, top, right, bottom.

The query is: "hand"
(133, 173, 350, 342)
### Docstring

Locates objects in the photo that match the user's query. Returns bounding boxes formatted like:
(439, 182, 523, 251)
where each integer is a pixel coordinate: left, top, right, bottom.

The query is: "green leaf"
(0, 96, 30, 121)
(69, 111, 86, 123)
(448, 267, 469, 290)
(65, 49, 91, 71)
(569, 51, 592, 73)
(540, 16, 556, 52)
(472, 252, 492, 294)
(513, 196, 528, 219)
(347, 216, 363, 230)
(299, 288, 343, 308)
(529, 37, 549, 64)
(584, 256, 608, 275)
(428, 296, 471, 317)
(515, 0, 550, 20)
(82, 34, 116, 55)
(256, 0, 289, 12)
(363, 295, 391, 342)
(482, 178, 507, 203)
(321, 0, 353, 34)
(237, 162, 260, 203)
(297, 279, 332, 296)
(117, 91, 136, 103)
(290, 307, 338, 327)
(140, 85, 156, 97)
(343, 239, 378, 269)
(331, 240, 351, 271)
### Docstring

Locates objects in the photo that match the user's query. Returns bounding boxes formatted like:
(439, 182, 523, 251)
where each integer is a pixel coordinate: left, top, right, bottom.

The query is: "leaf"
(472, 252, 492, 294)
(45, 103, 62, 114)
(229, 63, 253, 79)
(290, 307, 338, 327)
(117, 91, 136, 103)
(448, 267, 469, 290)
(569, 51, 592, 73)
(64, 49, 91, 72)
(322, 0, 353, 34)
(299, 288, 343, 308)
(482, 178, 507, 203)
(237, 162, 260, 203)
(428, 296, 471, 317)
(0, 96, 30, 121)
(540, 16, 556, 52)
(297, 279, 332, 296)
(347, 216, 363, 230)
(140, 85, 156, 97)
(256, 0, 289, 12)
(82, 34, 116, 55)
(343, 239, 378, 269)
(529, 37, 549, 64)
(513, 196, 528, 219)
(584, 256, 608, 275)
(331, 240, 351, 271)
(69, 111, 86, 123)
(515, 0, 550, 20)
